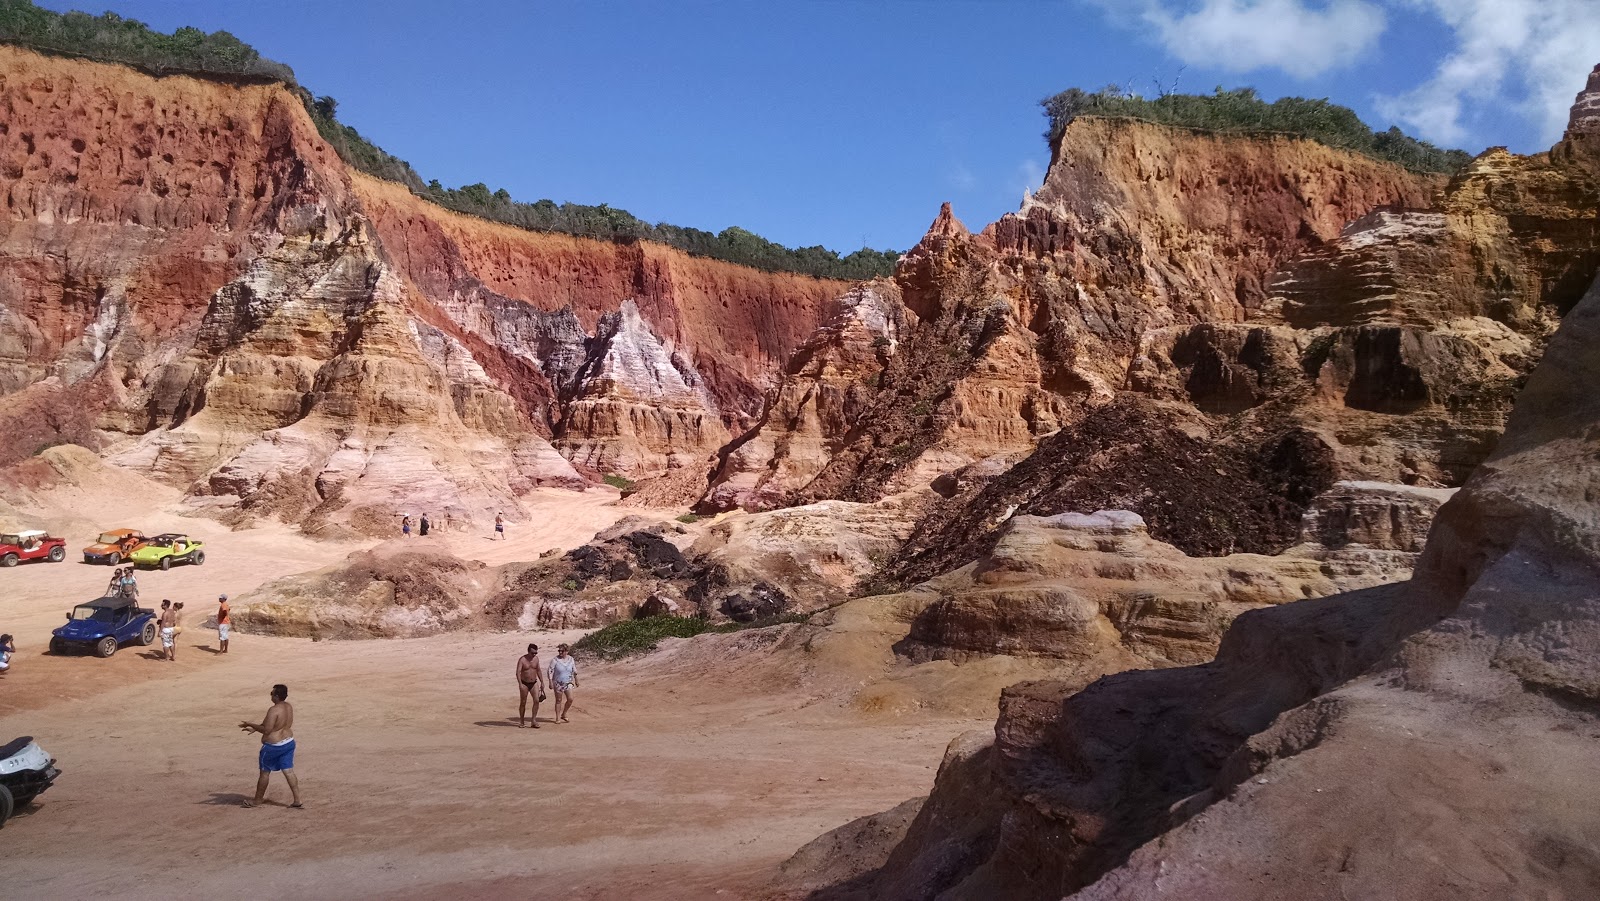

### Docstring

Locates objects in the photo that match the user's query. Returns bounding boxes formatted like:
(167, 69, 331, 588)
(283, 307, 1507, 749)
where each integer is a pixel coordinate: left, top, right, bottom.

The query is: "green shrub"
(560, 579, 579, 591)
(1041, 85, 1471, 175)
(602, 474, 635, 492)
(0, 0, 292, 81)
(676, 513, 702, 524)
(0, 1, 898, 280)
(414, 184, 899, 279)
(574, 615, 723, 659)
(573, 613, 810, 660)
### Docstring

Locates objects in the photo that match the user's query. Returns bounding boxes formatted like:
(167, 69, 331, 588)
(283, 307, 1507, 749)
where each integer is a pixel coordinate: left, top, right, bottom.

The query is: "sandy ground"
(0, 476, 983, 899)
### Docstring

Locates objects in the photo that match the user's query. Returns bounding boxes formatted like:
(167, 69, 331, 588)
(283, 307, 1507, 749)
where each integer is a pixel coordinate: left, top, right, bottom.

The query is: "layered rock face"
(802, 265, 1600, 901)
(704, 122, 1454, 513)
(707, 92, 1598, 648)
(351, 173, 845, 441)
(0, 47, 847, 531)
(703, 282, 904, 509)
(896, 477, 1447, 667)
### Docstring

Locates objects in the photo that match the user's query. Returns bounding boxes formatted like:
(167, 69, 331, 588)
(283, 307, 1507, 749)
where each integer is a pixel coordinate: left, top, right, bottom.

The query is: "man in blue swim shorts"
(239, 683, 303, 809)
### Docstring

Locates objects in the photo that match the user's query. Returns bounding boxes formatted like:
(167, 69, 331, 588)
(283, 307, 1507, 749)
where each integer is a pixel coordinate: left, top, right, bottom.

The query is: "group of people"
(398, 512, 508, 540)
(106, 566, 139, 600)
(514, 642, 579, 727)
(149, 594, 231, 662)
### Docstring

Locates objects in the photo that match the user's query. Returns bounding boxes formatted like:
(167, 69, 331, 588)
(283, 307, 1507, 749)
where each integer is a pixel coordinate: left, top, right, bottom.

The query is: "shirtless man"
(239, 683, 302, 809)
(515, 643, 547, 728)
(549, 643, 579, 724)
(158, 599, 177, 662)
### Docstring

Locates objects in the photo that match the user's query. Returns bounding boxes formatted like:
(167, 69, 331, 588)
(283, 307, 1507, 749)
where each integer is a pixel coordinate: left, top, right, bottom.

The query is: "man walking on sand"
(419, 513, 431, 537)
(158, 599, 177, 662)
(549, 643, 579, 724)
(493, 512, 505, 540)
(216, 594, 232, 654)
(516, 643, 547, 728)
(240, 683, 302, 809)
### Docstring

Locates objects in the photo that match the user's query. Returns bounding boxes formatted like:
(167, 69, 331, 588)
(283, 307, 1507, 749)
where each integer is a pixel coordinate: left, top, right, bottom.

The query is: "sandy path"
(0, 477, 978, 898)
(428, 486, 679, 567)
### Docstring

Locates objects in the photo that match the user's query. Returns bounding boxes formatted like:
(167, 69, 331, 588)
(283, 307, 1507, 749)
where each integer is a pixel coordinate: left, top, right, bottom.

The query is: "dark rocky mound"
(890, 400, 1336, 585)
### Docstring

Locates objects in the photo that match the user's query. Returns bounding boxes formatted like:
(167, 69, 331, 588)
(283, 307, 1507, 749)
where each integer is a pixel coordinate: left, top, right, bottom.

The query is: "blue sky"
(36, 0, 1600, 252)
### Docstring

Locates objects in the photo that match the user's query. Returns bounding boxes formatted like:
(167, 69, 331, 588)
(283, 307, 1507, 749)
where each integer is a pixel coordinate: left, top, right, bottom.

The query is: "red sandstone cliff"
(0, 45, 847, 531)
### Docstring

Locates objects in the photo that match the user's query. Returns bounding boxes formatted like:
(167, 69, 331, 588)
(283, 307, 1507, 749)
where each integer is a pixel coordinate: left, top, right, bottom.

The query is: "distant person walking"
(401, 515, 412, 538)
(419, 514, 431, 537)
(216, 595, 232, 654)
(158, 600, 177, 662)
(0, 634, 14, 675)
(549, 644, 578, 724)
(493, 512, 505, 541)
(516, 643, 547, 728)
(239, 683, 302, 809)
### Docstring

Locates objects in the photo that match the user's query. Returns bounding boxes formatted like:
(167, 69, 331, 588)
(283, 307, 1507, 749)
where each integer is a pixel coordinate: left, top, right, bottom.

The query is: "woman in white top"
(548, 644, 579, 724)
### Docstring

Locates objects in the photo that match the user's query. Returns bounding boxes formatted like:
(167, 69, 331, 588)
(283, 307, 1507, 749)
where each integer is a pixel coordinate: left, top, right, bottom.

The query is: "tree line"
(0, 0, 899, 281)
(1041, 85, 1472, 175)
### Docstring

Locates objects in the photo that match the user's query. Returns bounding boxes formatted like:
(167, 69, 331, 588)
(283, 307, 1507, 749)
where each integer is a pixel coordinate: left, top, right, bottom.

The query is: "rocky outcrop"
(234, 542, 495, 639)
(801, 261, 1600, 901)
(0, 46, 849, 532)
(894, 477, 1447, 667)
(484, 495, 923, 630)
(702, 282, 904, 510)
(555, 299, 728, 477)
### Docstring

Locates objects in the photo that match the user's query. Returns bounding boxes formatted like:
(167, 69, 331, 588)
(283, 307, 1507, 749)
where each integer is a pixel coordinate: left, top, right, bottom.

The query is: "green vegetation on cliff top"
(1042, 85, 1471, 175)
(0, 0, 900, 280)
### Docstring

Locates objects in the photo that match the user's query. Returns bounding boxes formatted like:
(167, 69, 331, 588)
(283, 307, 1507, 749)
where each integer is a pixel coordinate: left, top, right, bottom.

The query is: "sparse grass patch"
(602, 474, 635, 492)
(574, 613, 812, 660)
(676, 513, 702, 524)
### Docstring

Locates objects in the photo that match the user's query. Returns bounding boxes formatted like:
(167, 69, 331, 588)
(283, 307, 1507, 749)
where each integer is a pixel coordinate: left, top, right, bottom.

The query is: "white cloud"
(1013, 159, 1046, 201)
(1136, 0, 1388, 79)
(947, 164, 979, 192)
(1375, 0, 1600, 147)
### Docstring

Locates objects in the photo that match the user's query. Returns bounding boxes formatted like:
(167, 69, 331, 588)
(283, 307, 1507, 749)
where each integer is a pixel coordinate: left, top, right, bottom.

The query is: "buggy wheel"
(139, 622, 157, 646)
(49, 637, 66, 655)
(94, 636, 118, 658)
(159, 557, 171, 571)
(1, 554, 15, 567)
(108, 552, 120, 565)
(48, 546, 64, 562)
(0, 783, 13, 828)
(191, 551, 205, 566)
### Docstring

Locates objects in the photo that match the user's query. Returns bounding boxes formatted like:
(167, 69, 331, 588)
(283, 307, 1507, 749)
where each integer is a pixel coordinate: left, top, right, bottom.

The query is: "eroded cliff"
(0, 46, 849, 531)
